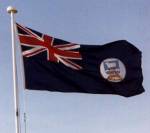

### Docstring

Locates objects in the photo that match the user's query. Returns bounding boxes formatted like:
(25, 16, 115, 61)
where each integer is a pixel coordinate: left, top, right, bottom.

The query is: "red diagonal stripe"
(17, 23, 40, 39)
(61, 58, 82, 70)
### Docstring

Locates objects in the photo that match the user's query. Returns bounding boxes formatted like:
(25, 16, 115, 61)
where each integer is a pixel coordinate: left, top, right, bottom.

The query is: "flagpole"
(7, 6, 21, 133)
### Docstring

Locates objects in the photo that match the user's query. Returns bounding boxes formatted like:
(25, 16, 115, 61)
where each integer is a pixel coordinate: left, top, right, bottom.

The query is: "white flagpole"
(7, 6, 21, 133)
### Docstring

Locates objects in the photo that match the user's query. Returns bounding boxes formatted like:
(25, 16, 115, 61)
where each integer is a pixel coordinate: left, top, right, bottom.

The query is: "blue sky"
(0, 0, 150, 133)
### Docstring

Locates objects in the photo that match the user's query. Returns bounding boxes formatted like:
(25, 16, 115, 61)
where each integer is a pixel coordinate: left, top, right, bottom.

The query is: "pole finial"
(7, 6, 18, 14)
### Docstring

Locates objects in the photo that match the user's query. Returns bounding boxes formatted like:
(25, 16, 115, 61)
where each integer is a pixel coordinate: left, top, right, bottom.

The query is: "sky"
(0, 0, 150, 133)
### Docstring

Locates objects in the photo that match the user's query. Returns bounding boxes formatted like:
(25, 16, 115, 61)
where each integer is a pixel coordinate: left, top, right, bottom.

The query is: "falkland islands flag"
(16, 23, 144, 97)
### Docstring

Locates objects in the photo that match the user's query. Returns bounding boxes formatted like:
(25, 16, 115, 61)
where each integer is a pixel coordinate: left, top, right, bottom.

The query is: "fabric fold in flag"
(16, 23, 144, 97)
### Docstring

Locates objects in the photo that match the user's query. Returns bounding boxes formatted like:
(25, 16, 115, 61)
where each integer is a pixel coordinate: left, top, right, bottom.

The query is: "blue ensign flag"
(16, 23, 144, 97)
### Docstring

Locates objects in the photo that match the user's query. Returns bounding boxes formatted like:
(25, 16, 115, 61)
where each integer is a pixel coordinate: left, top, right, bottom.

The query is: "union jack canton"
(16, 23, 82, 70)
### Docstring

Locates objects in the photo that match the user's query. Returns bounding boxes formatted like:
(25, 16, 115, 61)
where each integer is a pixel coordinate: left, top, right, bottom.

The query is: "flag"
(16, 23, 144, 97)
